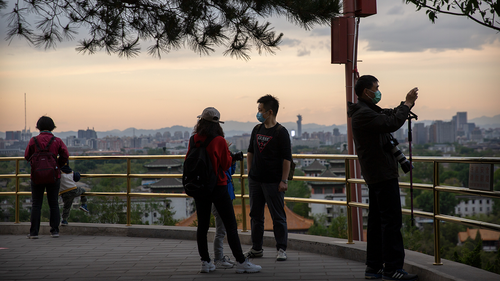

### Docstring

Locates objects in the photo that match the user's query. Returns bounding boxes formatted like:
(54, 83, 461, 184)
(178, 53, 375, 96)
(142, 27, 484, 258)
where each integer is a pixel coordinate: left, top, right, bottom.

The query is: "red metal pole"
(344, 0, 363, 242)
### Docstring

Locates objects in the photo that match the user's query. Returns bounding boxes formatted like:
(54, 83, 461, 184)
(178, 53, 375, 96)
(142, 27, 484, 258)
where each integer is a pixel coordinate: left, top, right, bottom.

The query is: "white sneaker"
(276, 248, 287, 261)
(215, 256, 235, 269)
(200, 261, 216, 273)
(236, 258, 262, 274)
(243, 247, 263, 258)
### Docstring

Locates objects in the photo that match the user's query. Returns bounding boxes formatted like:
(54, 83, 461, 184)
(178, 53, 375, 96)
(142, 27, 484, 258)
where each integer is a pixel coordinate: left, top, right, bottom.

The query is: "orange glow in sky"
(1, 1, 499, 133)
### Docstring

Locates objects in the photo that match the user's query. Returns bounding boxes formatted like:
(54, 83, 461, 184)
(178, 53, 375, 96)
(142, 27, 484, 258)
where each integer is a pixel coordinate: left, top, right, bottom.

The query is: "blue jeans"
(366, 178, 405, 271)
(194, 185, 245, 263)
(30, 179, 61, 236)
(212, 204, 226, 261)
(249, 178, 288, 251)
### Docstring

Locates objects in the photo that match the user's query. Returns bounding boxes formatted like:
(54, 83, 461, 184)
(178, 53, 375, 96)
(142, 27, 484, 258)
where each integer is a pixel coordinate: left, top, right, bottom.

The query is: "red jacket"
(186, 134, 231, 186)
(25, 132, 69, 179)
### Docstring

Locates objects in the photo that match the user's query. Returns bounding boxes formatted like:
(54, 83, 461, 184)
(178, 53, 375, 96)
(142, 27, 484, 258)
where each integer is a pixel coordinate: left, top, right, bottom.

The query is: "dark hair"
(354, 75, 378, 97)
(193, 119, 224, 138)
(36, 116, 56, 131)
(257, 94, 279, 116)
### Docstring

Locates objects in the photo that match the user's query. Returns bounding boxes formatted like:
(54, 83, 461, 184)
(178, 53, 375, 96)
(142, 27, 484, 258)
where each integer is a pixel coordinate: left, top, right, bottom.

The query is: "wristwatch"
(281, 179, 288, 184)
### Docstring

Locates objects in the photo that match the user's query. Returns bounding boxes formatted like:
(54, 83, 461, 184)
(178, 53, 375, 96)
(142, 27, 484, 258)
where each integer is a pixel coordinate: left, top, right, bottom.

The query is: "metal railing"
(0, 154, 499, 265)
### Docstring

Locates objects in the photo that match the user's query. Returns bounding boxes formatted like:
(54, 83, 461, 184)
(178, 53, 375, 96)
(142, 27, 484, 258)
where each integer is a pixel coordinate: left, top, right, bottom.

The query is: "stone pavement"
(1, 222, 499, 281)
(0, 234, 365, 281)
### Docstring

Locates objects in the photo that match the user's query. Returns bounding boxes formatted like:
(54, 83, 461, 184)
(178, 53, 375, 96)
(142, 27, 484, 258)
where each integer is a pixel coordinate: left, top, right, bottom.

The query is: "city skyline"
(1, 0, 499, 132)
(1, 111, 499, 140)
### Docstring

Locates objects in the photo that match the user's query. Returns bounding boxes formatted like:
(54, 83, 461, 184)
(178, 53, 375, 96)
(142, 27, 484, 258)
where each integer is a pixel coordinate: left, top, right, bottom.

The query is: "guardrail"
(1, 154, 499, 265)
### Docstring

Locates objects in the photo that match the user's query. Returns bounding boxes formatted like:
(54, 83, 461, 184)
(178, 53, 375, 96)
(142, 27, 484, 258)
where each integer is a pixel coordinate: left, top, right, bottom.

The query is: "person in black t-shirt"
(245, 95, 292, 261)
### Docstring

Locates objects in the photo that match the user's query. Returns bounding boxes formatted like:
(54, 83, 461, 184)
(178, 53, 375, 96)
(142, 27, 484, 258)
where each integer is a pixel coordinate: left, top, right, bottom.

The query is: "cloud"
(280, 38, 302, 47)
(358, 0, 498, 52)
(387, 6, 404, 15)
(297, 48, 311, 57)
(310, 27, 330, 37)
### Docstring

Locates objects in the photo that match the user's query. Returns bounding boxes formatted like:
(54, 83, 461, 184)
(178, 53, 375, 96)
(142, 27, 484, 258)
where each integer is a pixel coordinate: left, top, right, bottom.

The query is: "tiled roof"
(176, 205, 313, 231)
(329, 168, 345, 174)
(148, 178, 183, 188)
(302, 160, 326, 172)
(308, 169, 344, 186)
(458, 228, 500, 242)
(320, 169, 338, 177)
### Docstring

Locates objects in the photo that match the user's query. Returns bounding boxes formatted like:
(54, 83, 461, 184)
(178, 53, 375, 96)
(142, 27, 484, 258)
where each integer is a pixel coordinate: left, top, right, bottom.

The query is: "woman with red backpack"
(25, 116, 69, 239)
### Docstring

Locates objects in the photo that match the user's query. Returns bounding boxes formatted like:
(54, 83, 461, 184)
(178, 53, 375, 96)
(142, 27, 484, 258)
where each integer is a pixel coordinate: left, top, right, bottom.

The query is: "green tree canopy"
(405, 0, 500, 31)
(1, 0, 341, 59)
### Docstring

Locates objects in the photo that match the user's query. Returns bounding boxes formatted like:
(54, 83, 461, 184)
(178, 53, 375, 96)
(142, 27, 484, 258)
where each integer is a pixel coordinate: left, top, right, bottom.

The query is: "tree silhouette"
(405, 0, 500, 31)
(1, 0, 341, 59)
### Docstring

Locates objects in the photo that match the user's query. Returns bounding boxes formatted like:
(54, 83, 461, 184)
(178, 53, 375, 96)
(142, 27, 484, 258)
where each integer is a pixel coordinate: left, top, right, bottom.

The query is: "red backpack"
(29, 136, 59, 185)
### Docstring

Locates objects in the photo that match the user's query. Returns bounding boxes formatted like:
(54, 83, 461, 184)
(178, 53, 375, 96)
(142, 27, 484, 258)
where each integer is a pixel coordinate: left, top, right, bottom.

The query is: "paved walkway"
(2, 223, 499, 281)
(0, 234, 366, 281)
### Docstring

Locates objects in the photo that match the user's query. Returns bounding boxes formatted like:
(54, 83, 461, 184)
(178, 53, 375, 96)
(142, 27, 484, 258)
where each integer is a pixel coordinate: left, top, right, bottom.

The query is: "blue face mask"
(368, 89, 382, 104)
(256, 112, 267, 123)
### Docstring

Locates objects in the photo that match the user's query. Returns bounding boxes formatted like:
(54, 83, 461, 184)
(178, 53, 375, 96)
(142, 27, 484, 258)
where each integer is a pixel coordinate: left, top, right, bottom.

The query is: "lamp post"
(331, 0, 377, 242)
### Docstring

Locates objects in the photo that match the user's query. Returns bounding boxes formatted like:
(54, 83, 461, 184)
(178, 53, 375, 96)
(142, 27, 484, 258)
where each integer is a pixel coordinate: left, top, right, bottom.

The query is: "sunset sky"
(1, 0, 499, 133)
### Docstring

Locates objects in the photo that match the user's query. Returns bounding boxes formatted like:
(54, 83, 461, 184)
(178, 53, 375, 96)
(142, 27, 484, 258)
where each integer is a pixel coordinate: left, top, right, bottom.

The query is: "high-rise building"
(163, 131, 171, 140)
(6, 131, 21, 141)
(173, 131, 183, 140)
(296, 114, 302, 139)
(394, 126, 406, 143)
(430, 120, 455, 143)
(455, 112, 467, 130)
(78, 127, 97, 139)
(413, 123, 427, 145)
(464, 123, 476, 138)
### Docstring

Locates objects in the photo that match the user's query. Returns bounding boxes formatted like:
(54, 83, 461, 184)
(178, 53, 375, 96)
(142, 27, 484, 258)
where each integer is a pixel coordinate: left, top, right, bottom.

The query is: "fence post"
(240, 158, 247, 232)
(15, 159, 20, 224)
(345, 159, 354, 244)
(433, 161, 443, 265)
(126, 158, 131, 226)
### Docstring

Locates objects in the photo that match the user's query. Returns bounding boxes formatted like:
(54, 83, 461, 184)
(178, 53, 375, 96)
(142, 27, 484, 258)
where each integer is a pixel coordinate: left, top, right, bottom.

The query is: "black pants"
(366, 178, 405, 271)
(30, 179, 61, 236)
(194, 185, 245, 263)
(249, 178, 288, 251)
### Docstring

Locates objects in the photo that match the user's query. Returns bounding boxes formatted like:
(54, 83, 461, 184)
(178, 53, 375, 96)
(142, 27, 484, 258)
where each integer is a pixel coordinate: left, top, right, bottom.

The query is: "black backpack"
(182, 135, 217, 197)
(28, 136, 58, 185)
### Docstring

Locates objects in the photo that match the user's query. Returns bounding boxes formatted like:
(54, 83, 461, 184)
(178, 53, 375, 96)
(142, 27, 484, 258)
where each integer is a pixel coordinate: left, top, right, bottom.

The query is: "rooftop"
(176, 205, 314, 232)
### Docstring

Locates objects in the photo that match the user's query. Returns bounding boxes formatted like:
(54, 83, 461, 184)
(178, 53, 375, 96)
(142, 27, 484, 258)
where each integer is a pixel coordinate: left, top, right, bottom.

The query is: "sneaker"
(365, 266, 384, 279)
(276, 248, 287, 261)
(383, 269, 418, 281)
(26, 234, 39, 239)
(61, 220, 68, 226)
(51, 232, 59, 238)
(79, 204, 89, 213)
(244, 248, 263, 258)
(200, 261, 216, 273)
(215, 256, 235, 269)
(236, 258, 262, 274)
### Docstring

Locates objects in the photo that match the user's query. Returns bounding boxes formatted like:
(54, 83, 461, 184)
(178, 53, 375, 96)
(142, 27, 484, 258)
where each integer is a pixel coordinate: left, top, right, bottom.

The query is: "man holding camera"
(347, 75, 418, 281)
(245, 94, 292, 261)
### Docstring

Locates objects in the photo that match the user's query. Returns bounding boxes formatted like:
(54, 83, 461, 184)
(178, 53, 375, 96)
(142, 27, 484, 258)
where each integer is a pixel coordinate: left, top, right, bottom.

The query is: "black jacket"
(347, 99, 410, 184)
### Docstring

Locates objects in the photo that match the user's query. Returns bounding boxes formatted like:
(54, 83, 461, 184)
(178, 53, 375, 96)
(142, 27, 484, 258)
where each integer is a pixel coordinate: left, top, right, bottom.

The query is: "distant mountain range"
(1, 115, 499, 140)
(11, 122, 349, 139)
